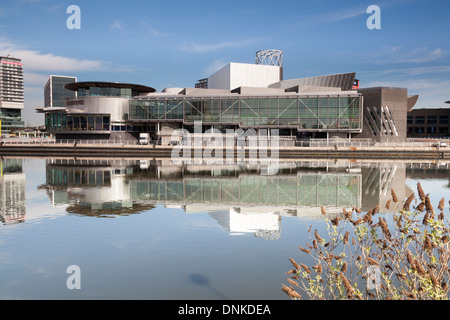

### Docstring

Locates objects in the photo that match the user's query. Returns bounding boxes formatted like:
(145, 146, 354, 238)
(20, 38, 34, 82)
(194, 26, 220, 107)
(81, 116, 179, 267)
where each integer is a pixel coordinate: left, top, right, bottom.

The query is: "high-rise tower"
(0, 55, 24, 132)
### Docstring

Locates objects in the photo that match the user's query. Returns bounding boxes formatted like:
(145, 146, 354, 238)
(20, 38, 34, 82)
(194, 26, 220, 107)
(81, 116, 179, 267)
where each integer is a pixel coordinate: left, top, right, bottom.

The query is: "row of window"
(45, 113, 156, 133)
(407, 126, 449, 134)
(407, 116, 449, 124)
(46, 114, 111, 132)
(77, 87, 137, 98)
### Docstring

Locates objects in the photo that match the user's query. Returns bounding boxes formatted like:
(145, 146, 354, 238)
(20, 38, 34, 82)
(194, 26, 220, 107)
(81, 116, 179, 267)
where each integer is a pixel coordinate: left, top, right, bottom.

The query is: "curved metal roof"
(407, 95, 419, 111)
(64, 81, 156, 93)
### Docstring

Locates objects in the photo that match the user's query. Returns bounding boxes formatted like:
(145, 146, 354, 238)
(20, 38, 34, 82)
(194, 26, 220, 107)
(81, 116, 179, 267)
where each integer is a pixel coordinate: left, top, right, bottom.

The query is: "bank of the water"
(0, 143, 449, 160)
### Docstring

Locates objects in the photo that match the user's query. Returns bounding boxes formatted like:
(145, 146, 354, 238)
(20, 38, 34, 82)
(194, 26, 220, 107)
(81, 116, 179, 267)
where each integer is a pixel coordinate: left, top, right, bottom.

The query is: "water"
(0, 157, 449, 300)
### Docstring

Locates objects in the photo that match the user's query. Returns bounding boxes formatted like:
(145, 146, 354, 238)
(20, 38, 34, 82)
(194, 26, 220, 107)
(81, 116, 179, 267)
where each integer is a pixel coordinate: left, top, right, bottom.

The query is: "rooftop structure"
(207, 62, 282, 90)
(64, 81, 155, 97)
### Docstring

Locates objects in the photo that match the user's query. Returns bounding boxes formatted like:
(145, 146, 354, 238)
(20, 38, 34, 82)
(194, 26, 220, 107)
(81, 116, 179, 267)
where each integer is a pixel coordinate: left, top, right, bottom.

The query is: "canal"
(0, 157, 449, 299)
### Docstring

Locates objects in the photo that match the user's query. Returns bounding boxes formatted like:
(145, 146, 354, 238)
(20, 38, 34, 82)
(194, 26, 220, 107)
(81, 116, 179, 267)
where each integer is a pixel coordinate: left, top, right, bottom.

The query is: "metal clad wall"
(269, 72, 355, 91)
(356, 87, 407, 142)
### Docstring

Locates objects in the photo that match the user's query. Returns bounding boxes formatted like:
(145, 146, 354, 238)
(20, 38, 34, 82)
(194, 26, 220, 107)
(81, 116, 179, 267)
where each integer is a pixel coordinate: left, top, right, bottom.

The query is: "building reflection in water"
(39, 157, 431, 239)
(0, 159, 26, 224)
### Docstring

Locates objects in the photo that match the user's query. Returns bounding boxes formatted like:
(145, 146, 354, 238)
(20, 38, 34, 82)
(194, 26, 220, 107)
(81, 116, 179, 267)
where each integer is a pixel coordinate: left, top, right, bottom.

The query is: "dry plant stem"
(282, 184, 449, 300)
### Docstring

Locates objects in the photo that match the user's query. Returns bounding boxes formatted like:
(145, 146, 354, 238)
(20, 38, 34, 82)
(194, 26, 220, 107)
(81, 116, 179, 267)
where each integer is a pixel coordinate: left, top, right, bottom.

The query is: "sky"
(0, 0, 449, 126)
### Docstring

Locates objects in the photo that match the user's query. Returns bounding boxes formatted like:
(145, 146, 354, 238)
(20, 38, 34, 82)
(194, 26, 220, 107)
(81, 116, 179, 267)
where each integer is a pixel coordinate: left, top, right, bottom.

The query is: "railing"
(296, 139, 373, 148)
(0, 137, 139, 145)
(0, 136, 448, 148)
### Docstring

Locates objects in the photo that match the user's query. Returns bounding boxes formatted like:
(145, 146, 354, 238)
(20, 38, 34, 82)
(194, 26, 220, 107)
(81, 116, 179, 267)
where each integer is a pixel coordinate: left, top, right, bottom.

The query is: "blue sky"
(0, 0, 449, 126)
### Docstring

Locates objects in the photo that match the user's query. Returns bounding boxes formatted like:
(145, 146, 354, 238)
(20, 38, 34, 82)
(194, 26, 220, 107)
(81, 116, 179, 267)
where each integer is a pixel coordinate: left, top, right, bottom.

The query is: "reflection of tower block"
(255, 49, 283, 80)
(0, 172, 26, 224)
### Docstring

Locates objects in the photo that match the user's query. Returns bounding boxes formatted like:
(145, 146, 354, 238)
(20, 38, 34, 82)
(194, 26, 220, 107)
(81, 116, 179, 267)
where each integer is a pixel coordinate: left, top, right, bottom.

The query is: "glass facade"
(129, 95, 362, 130)
(51, 76, 77, 108)
(130, 174, 360, 208)
(77, 87, 137, 98)
(0, 108, 25, 131)
(45, 113, 110, 132)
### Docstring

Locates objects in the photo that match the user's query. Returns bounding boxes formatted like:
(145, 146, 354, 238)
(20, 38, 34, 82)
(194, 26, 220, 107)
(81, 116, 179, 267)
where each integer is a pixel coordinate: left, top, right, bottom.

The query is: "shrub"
(282, 182, 450, 300)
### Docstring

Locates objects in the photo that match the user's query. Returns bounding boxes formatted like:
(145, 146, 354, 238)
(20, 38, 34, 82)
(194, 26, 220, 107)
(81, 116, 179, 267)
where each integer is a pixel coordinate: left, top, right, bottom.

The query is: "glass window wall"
(128, 95, 362, 131)
(45, 113, 111, 133)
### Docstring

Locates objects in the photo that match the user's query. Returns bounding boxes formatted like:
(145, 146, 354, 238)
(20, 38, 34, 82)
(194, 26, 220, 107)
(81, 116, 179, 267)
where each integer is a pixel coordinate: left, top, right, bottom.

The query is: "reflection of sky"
(405, 178, 450, 210)
(22, 159, 66, 222)
(0, 159, 450, 300)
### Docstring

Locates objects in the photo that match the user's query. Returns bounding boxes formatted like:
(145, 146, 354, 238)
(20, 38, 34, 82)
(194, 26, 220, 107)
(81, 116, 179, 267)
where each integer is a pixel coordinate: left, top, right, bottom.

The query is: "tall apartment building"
(0, 55, 24, 132)
(44, 75, 77, 108)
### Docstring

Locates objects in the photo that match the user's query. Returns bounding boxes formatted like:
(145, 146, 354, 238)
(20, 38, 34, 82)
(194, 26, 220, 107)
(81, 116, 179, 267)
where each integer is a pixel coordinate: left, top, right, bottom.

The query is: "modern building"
(40, 50, 418, 144)
(407, 107, 450, 138)
(44, 75, 77, 108)
(129, 80, 363, 144)
(40, 81, 155, 140)
(0, 55, 24, 132)
(195, 78, 208, 89)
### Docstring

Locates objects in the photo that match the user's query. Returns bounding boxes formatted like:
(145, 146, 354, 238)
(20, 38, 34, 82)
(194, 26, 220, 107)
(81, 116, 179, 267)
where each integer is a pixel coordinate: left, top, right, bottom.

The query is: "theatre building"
(39, 50, 418, 144)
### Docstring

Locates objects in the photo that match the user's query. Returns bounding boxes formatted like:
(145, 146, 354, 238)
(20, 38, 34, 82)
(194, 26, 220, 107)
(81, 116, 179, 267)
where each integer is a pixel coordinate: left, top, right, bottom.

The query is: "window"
(407, 116, 413, 124)
(439, 116, 449, 124)
(88, 116, 94, 130)
(95, 116, 103, 131)
(427, 116, 437, 124)
(415, 116, 425, 124)
(103, 116, 110, 131)
(427, 127, 436, 134)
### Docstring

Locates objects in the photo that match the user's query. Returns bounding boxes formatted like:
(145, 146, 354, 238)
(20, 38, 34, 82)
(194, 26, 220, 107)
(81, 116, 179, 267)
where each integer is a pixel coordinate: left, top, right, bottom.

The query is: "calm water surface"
(0, 157, 449, 300)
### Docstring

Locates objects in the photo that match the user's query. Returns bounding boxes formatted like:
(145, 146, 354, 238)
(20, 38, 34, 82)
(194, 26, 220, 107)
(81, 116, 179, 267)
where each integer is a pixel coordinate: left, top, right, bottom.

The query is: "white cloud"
(367, 46, 447, 64)
(203, 59, 227, 76)
(0, 37, 105, 72)
(139, 21, 168, 37)
(23, 72, 49, 87)
(0, 37, 110, 126)
(359, 65, 450, 78)
(180, 38, 260, 53)
(292, 5, 366, 28)
(109, 20, 124, 32)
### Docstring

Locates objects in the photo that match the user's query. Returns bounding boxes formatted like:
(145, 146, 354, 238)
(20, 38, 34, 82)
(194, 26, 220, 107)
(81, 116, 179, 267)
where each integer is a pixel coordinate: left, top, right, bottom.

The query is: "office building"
(0, 55, 24, 132)
(407, 108, 450, 138)
(44, 75, 77, 108)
